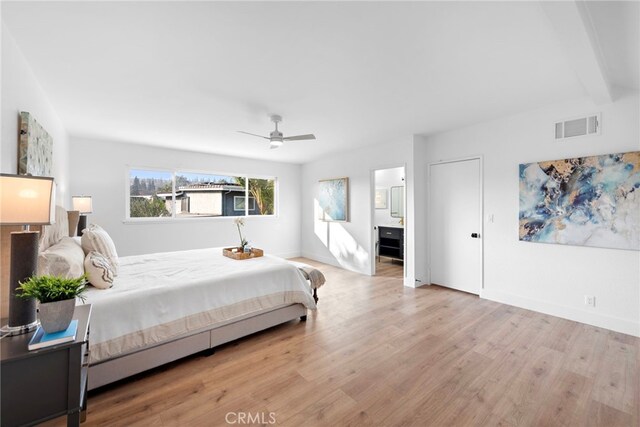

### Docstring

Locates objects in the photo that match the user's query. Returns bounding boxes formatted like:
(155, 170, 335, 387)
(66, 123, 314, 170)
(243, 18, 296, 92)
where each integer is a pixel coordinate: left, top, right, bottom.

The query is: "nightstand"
(1, 304, 91, 427)
(378, 226, 404, 262)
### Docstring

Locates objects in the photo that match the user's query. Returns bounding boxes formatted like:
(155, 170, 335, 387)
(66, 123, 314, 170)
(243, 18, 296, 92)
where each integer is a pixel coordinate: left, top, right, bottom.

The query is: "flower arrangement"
(234, 217, 248, 248)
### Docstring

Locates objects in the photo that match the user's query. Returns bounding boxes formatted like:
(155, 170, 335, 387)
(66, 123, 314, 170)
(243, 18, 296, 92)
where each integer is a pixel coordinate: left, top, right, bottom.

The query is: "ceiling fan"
(238, 115, 316, 149)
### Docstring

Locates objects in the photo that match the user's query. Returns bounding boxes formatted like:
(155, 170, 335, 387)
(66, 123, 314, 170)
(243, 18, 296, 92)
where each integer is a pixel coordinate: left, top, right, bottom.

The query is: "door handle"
(471, 233, 480, 238)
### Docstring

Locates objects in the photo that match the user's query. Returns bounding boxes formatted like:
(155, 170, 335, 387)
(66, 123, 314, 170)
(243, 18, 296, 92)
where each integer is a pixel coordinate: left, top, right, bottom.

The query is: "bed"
(38, 207, 319, 390)
(85, 248, 316, 389)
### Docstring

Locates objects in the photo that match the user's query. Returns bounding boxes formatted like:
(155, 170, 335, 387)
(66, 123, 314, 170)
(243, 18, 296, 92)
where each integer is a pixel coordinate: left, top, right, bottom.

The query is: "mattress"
(84, 248, 316, 363)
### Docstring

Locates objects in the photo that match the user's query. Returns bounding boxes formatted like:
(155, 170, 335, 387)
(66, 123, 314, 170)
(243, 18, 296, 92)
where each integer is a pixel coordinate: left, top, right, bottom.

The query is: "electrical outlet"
(584, 295, 596, 307)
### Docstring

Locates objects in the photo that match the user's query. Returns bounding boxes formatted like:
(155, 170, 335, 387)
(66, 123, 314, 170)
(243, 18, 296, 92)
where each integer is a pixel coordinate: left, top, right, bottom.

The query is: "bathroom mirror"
(390, 186, 404, 218)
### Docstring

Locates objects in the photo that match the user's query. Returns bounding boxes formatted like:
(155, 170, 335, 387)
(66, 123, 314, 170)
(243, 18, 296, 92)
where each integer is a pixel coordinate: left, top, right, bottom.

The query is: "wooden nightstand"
(1, 304, 91, 427)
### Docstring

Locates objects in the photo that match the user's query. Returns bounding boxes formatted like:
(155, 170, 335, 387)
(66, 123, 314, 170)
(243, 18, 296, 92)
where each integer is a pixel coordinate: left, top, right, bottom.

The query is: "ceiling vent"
(555, 113, 601, 140)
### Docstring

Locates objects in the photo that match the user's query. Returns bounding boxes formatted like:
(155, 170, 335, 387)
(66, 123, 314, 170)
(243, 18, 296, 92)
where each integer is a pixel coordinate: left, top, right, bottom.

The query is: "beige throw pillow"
(39, 206, 70, 252)
(84, 252, 115, 289)
(38, 237, 85, 279)
(81, 224, 119, 275)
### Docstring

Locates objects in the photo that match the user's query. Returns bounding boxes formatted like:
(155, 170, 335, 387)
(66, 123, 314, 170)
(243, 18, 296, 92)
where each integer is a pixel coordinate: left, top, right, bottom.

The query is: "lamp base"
(7, 231, 39, 333)
(77, 215, 87, 236)
(0, 320, 39, 337)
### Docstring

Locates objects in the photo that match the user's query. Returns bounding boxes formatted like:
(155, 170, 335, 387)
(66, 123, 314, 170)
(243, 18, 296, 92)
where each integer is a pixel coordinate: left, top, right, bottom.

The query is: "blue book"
(28, 320, 78, 350)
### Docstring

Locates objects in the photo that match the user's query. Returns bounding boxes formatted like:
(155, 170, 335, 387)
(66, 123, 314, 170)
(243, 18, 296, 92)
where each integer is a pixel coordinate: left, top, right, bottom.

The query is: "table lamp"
(0, 174, 55, 336)
(72, 196, 92, 236)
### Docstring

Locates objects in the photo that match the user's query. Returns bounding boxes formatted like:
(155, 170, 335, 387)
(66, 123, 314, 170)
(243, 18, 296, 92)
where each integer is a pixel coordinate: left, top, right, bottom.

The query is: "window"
(127, 168, 276, 220)
(248, 178, 275, 216)
(174, 172, 244, 218)
(234, 196, 256, 211)
(129, 169, 173, 218)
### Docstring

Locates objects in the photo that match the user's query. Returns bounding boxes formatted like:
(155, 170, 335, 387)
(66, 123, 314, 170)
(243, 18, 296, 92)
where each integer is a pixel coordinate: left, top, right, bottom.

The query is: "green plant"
(235, 177, 275, 215)
(130, 196, 170, 217)
(17, 275, 88, 303)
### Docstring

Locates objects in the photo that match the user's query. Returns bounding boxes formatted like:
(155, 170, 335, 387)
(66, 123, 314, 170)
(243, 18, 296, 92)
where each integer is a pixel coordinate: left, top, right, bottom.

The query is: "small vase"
(38, 299, 76, 333)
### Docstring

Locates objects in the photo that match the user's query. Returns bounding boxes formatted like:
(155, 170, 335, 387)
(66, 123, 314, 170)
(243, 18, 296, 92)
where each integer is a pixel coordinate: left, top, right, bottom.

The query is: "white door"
(429, 158, 482, 294)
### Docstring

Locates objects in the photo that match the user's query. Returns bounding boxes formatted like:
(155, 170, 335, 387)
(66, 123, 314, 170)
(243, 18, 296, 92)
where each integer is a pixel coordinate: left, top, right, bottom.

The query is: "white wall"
(374, 167, 404, 227)
(414, 92, 640, 336)
(301, 139, 415, 284)
(1, 24, 70, 204)
(69, 138, 302, 258)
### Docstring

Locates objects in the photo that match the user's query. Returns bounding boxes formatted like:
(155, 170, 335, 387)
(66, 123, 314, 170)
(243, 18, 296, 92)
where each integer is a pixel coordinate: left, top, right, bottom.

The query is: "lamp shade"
(72, 195, 93, 214)
(0, 174, 55, 225)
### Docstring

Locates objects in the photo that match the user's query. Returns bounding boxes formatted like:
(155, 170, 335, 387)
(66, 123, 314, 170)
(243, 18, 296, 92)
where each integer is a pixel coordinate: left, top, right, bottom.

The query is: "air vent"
(555, 113, 601, 140)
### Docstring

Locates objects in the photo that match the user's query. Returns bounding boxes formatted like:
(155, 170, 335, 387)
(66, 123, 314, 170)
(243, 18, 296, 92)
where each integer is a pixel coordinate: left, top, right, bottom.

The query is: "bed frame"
(88, 303, 307, 390)
(39, 208, 314, 390)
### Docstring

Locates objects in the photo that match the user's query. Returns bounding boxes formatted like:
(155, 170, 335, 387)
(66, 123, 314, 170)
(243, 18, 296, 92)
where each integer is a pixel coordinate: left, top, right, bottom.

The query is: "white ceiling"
(582, 0, 639, 92)
(2, 1, 637, 164)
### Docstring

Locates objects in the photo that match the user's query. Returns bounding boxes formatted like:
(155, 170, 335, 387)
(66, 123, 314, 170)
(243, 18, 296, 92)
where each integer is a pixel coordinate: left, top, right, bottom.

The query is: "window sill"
(123, 215, 278, 224)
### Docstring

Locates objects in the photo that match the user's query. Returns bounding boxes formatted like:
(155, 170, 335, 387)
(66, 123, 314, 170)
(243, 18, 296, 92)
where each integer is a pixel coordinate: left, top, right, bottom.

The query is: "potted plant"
(17, 275, 87, 333)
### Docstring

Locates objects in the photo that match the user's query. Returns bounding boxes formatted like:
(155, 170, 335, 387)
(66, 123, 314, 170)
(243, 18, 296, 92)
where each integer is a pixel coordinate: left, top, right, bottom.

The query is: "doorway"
(372, 166, 406, 279)
(429, 157, 482, 294)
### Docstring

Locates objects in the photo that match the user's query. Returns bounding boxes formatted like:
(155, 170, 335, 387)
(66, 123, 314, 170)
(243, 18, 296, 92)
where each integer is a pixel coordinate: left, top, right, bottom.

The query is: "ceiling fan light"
(270, 140, 284, 149)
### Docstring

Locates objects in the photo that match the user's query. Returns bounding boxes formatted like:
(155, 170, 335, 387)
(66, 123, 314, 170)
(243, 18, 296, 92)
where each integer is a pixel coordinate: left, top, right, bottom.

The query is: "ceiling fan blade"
(237, 131, 270, 140)
(283, 134, 316, 141)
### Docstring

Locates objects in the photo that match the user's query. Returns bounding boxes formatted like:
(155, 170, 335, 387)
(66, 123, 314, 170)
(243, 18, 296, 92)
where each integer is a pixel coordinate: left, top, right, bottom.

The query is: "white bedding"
(84, 248, 316, 363)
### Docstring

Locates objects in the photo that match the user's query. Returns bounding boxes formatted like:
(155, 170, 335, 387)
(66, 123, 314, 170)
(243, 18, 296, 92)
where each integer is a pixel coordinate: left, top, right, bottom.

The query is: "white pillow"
(39, 206, 70, 252)
(84, 251, 115, 289)
(81, 224, 119, 275)
(38, 237, 85, 279)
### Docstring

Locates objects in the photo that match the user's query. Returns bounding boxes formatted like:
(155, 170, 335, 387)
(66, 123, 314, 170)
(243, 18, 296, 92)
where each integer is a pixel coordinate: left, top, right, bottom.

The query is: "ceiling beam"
(540, 0, 612, 104)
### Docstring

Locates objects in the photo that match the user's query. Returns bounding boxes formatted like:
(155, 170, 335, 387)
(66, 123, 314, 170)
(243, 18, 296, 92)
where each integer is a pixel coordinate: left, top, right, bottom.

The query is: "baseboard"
(410, 279, 429, 288)
(300, 251, 337, 267)
(404, 277, 418, 288)
(300, 251, 369, 275)
(276, 251, 301, 259)
(480, 288, 640, 337)
(302, 252, 420, 285)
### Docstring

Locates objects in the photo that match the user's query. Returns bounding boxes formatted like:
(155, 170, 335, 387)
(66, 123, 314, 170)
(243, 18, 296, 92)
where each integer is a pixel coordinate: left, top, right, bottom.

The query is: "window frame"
(233, 195, 256, 212)
(124, 166, 278, 223)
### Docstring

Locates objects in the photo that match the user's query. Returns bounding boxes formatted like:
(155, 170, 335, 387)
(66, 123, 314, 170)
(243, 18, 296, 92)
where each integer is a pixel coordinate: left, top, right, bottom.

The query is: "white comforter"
(84, 248, 316, 363)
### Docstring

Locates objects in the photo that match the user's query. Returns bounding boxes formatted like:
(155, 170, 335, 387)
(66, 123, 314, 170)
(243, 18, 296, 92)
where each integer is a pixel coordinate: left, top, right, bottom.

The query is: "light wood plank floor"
(375, 258, 404, 279)
(45, 258, 639, 426)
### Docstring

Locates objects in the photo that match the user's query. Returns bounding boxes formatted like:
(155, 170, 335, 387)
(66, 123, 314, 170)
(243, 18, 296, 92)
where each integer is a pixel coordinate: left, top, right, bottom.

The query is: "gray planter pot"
(38, 299, 76, 333)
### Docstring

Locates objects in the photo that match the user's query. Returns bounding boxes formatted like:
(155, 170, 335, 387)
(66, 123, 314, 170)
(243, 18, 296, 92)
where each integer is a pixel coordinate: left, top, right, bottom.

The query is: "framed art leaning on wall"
(318, 177, 349, 222)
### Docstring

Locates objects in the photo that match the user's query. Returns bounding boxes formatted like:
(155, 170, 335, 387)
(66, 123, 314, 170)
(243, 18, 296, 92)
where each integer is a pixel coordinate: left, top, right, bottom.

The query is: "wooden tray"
(222, 247, 264, 260)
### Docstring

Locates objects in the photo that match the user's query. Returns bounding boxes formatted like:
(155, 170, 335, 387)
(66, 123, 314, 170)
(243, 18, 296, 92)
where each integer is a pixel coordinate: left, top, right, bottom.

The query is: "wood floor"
(44, 258, 638, 427)
(375, 258, 404, 279)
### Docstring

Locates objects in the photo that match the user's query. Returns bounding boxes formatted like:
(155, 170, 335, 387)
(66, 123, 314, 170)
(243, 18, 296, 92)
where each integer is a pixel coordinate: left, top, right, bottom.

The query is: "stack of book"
(28, 320, 78, 350)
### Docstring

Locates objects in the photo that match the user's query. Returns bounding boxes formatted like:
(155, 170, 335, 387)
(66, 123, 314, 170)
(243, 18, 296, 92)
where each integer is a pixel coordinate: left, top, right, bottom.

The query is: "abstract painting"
(519, 151, 640, 250)
(318, 177, 349, 222)
(18, 111, 53, 177)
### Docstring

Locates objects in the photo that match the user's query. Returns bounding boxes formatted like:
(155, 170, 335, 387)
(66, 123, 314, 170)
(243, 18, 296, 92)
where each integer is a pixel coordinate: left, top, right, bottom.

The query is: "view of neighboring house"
(127, 171, 274, 218)
(157, 182, 257, 217)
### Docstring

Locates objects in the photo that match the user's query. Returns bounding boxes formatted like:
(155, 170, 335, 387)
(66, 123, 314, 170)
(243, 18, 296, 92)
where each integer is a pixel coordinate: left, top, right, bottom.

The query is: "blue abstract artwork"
(318, 177, 349, 222)
(519, 151, 640, 250)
